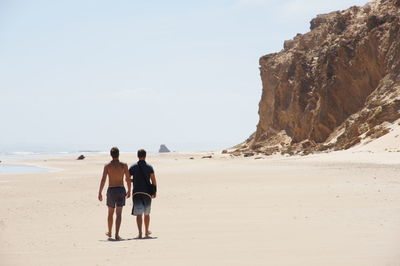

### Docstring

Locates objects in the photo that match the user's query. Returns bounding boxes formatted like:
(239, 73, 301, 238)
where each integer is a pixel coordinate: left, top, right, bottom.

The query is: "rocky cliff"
(236, 0, 400, 155)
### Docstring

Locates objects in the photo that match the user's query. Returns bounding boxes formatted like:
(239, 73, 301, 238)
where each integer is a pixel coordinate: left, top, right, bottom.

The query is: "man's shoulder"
(106, 161, 128, 169)
(129, 163, 138, 170)
(145, 162, 154, 172)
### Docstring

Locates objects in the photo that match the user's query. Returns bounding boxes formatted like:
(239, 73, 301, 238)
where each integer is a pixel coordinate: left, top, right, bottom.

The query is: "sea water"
(0, 164, 51, 174)
(0, 151, 71, 174)
(0, 151, 105, 175)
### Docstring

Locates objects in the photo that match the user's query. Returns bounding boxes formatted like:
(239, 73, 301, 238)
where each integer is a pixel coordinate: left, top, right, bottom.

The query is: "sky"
(0, 0, 371, 153)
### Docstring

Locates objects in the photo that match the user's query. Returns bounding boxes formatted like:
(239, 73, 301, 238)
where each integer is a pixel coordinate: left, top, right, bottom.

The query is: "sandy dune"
(1, 150, 400, 265)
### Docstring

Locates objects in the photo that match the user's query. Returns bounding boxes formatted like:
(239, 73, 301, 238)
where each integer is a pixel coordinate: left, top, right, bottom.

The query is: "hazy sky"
(0, 0, 371, 152)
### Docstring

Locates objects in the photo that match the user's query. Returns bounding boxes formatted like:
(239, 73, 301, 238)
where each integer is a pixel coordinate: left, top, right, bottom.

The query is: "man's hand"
(152, 193, 157, 199)
(126, 191, 131, 199)
(98, 193, 103, 201)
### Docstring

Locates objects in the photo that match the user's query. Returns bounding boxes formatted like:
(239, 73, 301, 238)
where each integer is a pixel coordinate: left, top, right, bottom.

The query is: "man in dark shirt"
(129, 149, 157, 238)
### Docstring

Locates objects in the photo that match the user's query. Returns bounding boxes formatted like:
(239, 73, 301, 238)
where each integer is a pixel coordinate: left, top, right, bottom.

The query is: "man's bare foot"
(115, 235, 122, 241)
(136, 233, 143, 239)
(105, 232, 111, 237)
(145, 231, 152, 237)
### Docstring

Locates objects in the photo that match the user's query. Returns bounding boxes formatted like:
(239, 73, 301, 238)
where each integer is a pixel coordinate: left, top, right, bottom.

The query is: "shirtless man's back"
(98, 147, 131, 240)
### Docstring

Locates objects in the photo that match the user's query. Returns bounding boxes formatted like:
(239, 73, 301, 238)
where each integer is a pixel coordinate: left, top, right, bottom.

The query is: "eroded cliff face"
(236, 0, 400, 155)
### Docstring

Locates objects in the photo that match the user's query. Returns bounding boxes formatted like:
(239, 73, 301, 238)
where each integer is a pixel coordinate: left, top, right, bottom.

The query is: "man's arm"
(98, 165, 107, 201)
(124, 164, 131, 198)
(150, 173, 157, 198)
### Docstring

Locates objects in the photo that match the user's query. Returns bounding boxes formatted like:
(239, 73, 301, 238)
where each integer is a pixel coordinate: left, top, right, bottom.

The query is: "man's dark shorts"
(132, 193, 152, 215)
(106, 187, 126, 208)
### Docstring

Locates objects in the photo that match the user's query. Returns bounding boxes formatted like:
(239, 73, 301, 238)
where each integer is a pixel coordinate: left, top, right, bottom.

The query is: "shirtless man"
(98, 147, 131, 240)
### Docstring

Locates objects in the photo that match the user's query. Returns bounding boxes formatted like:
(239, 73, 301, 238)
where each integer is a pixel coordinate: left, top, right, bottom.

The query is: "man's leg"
(115, 207, 123, 240)
(136, 215, 143, 238)
(144, 215, 151, 237)
(107, 207, 114, 237)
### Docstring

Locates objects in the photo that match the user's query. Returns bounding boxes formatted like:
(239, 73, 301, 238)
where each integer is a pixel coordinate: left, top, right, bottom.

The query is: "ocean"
(0, 151, 104, 174)
(0, 163, 52, 174)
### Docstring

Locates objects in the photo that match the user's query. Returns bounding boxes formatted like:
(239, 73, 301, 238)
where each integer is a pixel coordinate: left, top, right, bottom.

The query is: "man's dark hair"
(137, 149, 146, 158)
(110, 147, 119, 159)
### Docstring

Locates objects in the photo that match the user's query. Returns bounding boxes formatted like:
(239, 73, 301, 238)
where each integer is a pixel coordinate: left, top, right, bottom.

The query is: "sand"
(1, 150, 400, 265)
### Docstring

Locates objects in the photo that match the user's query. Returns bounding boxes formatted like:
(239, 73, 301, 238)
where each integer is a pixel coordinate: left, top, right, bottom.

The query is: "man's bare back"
(104, 160, 130, 188)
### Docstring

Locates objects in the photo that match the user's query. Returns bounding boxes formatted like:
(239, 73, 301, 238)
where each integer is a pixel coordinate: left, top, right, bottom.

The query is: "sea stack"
(159, 144, 171, 153)
(236, 0, 400, 155)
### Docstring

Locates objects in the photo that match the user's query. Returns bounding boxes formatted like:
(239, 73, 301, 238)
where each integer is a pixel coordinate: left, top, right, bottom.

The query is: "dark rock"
(244, 153, 255, 157)
(221, 150, 228, 154)
(189, 157, 194, 160)
(201, 155, 213, 159)
(77, 155, 85, 160)
(159, 144, 170, 153)
(334, 13, 349, 34)
(310, 17, 324, 30)
(284, 39, 296, 50)
(300, 140, 316, 149)
(367, 15, 381, 29)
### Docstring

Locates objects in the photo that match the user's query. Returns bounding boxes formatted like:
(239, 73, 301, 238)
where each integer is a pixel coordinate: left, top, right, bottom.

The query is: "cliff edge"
(236, 0, 400, 155)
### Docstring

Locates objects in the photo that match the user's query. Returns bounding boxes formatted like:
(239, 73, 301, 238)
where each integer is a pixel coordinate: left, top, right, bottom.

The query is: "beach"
(1, 151, 400, 265)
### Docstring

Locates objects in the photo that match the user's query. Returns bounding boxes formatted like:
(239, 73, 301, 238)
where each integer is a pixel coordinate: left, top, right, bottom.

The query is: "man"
(98, 147, 131, 240)
(129, 149, 157, 239)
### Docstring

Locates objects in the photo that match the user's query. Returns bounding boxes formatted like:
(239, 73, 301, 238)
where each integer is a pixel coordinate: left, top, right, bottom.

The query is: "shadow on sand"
(99, 236, 158, 242)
